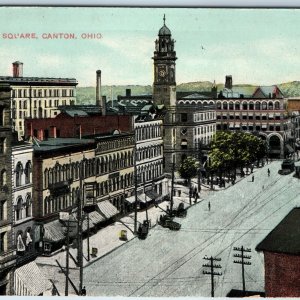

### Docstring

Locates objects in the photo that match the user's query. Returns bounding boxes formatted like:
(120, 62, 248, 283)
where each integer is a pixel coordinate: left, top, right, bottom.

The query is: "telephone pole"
(134, 145, 138, 234)
(197, 141, 202, 192)
(170, 160, 175, 214)
(233, 246, 252, 295)
(65, 218, 70, 296)
(203, 256, 222, 297)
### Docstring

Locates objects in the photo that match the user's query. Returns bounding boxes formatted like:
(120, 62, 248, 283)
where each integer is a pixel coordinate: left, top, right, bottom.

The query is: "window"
(15, 162, 23, 187)
(16, 197, 22, 220)
(181, 113, 188, 122)
(0, 169, 6, 186)
(0, 232, 5, 252)
(0, 200, 6, 221)
(0, 138, 6, 154)
(25, 195, 31, 217)
(24, 161, 32, 184)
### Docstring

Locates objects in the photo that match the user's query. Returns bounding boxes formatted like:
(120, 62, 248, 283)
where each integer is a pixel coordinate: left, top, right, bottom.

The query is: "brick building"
(0, 83, 16, 295)
(0, 61, 77, 138)
(256, 208, 300, 297)
(25, 112, 132, 140)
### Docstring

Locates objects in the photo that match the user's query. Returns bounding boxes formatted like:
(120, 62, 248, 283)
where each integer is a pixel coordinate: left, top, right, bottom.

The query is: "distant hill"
(76, 81, 300, 104)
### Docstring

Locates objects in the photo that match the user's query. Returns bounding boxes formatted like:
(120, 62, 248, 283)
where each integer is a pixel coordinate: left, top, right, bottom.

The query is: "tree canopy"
(178, 156, 200, 180)
(208, 131, 266, 171)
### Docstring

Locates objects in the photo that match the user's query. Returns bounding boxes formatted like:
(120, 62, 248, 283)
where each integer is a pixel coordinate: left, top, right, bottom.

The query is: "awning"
(268, 113, 274, 118)
(14, 261, 52, 296)
(275, 112, 281, 116)
(181, 141, 188, 146)
(43, 220, 65, 243)
(262, 113, 267, 116)
(242, 112, 247, 116)
(262, 124, 267, 128)
(235, 124, 240, 128)
(125, 195, 136, 204)
(97, 200, 119, 219)
(89, 210, 105, 225)
(145, 190, 160, 200)
(285, 144, 294, 153)
(248, 112, 253, 116)
(138, 193, 152, 203)
(229, 123, 234, 128)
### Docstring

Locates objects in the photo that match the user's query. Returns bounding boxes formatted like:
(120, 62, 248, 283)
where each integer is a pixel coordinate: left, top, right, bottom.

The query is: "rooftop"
(256, 207, 300, 255)
(0, 76, 78, 85)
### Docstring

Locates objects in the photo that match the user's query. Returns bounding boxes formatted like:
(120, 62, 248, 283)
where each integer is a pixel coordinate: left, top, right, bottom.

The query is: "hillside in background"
(76, 81, 300, 104)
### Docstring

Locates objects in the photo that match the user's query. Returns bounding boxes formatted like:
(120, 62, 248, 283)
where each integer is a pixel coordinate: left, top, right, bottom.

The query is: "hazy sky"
(1, 7, 300, 87)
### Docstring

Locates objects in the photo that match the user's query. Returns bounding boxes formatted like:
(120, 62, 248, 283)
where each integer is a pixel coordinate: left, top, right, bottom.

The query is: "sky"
(1, 7, 300, 87)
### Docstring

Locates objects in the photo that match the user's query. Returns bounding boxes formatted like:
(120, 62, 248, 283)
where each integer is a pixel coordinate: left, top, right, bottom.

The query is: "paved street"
(83, 160, 300, 297)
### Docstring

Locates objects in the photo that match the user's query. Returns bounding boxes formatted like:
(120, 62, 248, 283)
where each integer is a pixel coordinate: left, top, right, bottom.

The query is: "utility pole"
(77, 172, 84, 295)
(203, 256, 222, 297)
(198, 141, 202, 192)
(170, 160, 175, 214)
(65, 218, 70, 296)
(87, 212, 90, 262)
(233, 246, 252, 295)
(134, 145, 138, 235)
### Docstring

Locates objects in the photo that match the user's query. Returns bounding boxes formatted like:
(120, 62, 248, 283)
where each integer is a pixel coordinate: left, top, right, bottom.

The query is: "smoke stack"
(225, 75, 232, 89)
(96, 70, 102, 107)
(126, 89, 131, 97)
(12, 61, 23, 77)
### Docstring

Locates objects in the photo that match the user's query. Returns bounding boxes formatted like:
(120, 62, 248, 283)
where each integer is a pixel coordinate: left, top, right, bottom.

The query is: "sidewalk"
(36, 190, 212, 296)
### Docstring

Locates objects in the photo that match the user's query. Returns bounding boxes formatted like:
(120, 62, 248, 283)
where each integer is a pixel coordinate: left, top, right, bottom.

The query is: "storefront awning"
(285, 144, 294, 153)
(262, 124, 267, 128)
(14, 261, 52, 296)
(275, 112, 281, 116)
(89, 210, 105, 225)
(229, 123, 234, 128)
(43, 220, 65, 243)
(235, 124, 240, 128)
(138, 194, 152, 203)
(268, 113, 274, 118)
(97, 200, 119, 219)
(125, 195, 136, 204)
(145, 190, 160, 200)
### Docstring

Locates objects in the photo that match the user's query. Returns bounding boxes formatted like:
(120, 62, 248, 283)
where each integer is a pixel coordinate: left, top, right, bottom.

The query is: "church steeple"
(152, 15, 177, 106)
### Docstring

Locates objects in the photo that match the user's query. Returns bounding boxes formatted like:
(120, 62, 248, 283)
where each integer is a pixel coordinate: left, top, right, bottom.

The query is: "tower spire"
(163, 14, 166, 25)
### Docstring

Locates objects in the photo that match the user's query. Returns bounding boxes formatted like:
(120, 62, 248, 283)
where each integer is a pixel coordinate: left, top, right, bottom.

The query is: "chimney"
(96, 70, 106, 115)
(12, 61, 23, 77)
(102, 96, 106, 116)
(225, 75, 232, 90)
(126, 89, 131, 97)
(96, 70, 102, 107)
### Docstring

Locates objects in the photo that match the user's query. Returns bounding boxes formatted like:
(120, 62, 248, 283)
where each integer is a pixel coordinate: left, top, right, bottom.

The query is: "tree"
(208, 131, 266, 180)
(178, 156, 199, 204)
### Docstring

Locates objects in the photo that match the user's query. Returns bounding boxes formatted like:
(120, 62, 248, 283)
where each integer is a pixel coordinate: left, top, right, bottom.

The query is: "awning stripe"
(14, 261, 52, 296)
(97, 200, 119, 219)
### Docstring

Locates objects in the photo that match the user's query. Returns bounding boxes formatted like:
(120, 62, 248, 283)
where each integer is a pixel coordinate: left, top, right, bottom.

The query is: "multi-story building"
(152, 17, 217, 172)
(0, 61, 77, 138)
(216, 97, 290, 158)
(0, 83, 16, 295)
(134, 116, 168, 206)
(11, 142, 35, 260)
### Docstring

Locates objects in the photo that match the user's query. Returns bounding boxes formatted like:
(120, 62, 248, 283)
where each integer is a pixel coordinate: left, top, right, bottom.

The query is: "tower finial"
(163, 14, 166, 25)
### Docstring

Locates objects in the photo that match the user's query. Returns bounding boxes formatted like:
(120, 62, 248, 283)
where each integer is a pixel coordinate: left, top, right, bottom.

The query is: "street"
(83, 160, 300, 296)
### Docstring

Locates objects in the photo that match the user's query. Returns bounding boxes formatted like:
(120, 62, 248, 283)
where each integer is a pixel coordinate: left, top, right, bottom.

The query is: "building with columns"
(0, 61, 77, 138)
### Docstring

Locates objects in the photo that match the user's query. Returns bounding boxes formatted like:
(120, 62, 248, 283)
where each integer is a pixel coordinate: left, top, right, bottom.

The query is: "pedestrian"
(178, 190, 181, 197)
(252, 175, 254, 182)
(81, 286, 86, 296)
(268, 168, 270, 177)
(208, 201, 211, 211)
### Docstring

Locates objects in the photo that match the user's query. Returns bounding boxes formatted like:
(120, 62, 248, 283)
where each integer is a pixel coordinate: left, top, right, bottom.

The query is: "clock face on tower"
(159, 69, 166, 77)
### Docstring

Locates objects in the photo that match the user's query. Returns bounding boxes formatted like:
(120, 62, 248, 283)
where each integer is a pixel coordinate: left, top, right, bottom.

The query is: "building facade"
(216, 97, 290, 158)
(256, 208, 300, 297)
(0, 83, 16, 295)
(135, 117, 168, 203)
(0, 61, 77, 138)
(11, 142, 35, 262)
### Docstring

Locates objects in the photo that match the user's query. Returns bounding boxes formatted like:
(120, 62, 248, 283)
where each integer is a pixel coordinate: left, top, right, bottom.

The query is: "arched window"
(25, 194, 31, 218)
(15, 162, 23, 187)
(274, 101, 280, 110)
(255, 102, 261, 110)
(0, 169, 6, 186)
(16, 197, 23, 220)
(24, 161, 32, 184)
(223, 102, 228, 110)
(235, 102, 240, 110)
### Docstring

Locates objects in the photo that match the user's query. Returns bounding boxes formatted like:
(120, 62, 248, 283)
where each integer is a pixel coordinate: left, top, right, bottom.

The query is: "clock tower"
(152, 15, 177, 107)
